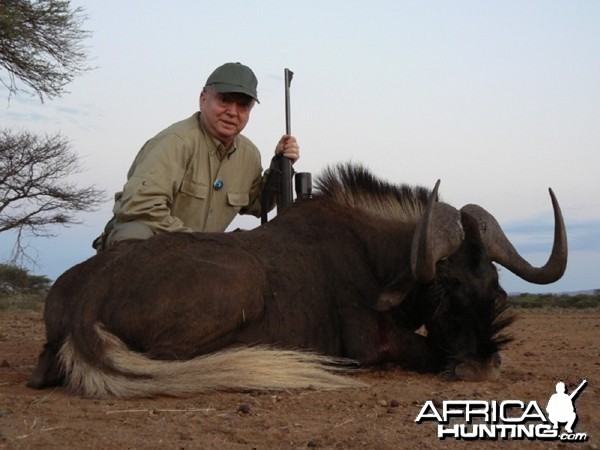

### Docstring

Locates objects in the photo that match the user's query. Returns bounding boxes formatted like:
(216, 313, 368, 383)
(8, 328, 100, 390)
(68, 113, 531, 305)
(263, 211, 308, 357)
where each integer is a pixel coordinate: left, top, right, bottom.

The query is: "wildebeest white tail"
(58, 324, 365, 398)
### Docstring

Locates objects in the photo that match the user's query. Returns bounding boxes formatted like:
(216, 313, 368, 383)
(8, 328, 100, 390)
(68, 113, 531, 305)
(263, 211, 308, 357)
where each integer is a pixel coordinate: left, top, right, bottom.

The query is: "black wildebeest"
(27, 163, 568, 398)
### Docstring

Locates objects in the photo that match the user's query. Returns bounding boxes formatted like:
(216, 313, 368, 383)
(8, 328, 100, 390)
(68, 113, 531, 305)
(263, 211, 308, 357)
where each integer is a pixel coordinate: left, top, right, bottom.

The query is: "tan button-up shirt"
(111, 112, 266, 237)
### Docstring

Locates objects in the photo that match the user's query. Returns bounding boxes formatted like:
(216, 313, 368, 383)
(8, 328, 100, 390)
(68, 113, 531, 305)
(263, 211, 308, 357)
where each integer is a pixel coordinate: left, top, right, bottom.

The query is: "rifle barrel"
(277, 68, 294, 213)
(569, 379, 587, 399)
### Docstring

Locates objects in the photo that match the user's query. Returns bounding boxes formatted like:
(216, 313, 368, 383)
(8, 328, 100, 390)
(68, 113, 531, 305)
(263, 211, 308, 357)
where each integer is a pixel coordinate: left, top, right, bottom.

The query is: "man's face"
(199, 88, 255, 147)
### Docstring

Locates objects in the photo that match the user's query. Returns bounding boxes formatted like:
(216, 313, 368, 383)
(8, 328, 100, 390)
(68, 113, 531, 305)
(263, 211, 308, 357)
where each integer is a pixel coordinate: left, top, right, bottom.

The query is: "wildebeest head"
(317, 165, 567, 380)
(409, 180, 567, 380)
(318, 165, 567, 380)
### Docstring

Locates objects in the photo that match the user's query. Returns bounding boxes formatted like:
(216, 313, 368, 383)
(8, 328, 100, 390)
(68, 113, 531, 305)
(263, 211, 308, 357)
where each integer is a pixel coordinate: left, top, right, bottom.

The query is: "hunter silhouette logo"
(546, 380, 587, 434)
(415, 380, 589, 441)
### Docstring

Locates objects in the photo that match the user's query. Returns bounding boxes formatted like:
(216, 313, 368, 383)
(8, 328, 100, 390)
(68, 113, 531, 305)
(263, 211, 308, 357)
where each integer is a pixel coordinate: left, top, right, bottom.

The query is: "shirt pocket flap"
(227, 192, 249, 207)
(180, 180, 209, 199)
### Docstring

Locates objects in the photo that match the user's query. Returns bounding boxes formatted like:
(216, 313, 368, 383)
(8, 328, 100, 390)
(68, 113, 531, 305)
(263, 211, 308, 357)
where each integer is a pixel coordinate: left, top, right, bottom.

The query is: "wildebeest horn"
(411, 180, 465, 282)
(460, 189, 568, 284)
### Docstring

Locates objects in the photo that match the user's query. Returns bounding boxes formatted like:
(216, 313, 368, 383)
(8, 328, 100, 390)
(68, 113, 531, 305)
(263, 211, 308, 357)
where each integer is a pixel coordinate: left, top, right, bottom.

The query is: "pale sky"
(1, 0, 599, 293)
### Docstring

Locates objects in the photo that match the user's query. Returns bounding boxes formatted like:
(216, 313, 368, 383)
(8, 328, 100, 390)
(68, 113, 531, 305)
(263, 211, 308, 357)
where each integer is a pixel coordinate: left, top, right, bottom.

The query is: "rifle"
(261, 68, 311, 224)
(276, 68, 294, 214)
(569, 379, 587, 400)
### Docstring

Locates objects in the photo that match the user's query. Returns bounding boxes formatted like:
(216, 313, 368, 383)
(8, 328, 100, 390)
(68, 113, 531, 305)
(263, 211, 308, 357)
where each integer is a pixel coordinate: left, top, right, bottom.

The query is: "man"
(94, 62, 299, 251)
(546, 381, 578, 433)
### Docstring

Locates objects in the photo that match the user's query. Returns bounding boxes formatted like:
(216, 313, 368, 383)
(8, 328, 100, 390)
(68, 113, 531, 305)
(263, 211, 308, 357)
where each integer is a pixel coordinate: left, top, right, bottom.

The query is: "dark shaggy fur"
(314, 163, 433, 222)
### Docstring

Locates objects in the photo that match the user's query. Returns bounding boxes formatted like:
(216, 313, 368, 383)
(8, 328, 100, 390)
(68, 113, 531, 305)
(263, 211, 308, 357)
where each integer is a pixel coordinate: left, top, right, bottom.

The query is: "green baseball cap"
(204, 62, 259, 103)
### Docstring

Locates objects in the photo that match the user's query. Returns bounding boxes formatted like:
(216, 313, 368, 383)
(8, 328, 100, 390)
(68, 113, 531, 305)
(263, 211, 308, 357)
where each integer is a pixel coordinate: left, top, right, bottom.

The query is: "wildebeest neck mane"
(314, 163, 432, 221)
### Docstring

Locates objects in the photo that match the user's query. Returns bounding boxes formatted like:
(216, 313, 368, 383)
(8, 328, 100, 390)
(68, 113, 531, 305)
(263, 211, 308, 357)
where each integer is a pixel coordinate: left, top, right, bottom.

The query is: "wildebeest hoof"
(26, 372, 45, 389)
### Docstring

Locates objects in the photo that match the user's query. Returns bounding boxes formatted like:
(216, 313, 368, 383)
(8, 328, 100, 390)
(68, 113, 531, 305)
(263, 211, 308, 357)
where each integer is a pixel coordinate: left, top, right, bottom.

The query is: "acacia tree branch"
(0, 129, 107, 261)
(0, 0, 92, 102)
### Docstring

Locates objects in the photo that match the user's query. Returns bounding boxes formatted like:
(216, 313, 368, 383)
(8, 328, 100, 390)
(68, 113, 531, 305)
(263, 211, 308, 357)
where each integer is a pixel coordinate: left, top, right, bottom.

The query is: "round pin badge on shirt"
(213, 179, 224, 190)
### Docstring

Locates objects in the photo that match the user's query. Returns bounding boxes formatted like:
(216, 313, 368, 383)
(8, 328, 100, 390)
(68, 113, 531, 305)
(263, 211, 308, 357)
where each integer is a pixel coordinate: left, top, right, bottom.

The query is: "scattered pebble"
(237, 403, 250, 414)
(178, 432, 192, 441)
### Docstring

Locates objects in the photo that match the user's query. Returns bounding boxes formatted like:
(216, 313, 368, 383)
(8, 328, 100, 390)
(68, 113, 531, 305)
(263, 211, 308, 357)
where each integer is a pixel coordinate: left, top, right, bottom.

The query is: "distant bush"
(508, 292, 600, 310)
(0, 264, 50, 311)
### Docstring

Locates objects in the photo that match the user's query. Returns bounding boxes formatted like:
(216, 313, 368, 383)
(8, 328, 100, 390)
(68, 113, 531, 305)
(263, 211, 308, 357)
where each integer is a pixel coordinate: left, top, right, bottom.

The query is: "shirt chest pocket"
(227, 192, 249, 207)
(179, 179, 209, 200)
(180, 180, 249, 206)
(175, 177, 250, 232)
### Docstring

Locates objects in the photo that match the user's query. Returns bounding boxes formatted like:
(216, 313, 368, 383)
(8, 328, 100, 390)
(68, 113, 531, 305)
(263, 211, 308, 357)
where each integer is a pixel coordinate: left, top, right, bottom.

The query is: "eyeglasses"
(209, 90, 255, 112)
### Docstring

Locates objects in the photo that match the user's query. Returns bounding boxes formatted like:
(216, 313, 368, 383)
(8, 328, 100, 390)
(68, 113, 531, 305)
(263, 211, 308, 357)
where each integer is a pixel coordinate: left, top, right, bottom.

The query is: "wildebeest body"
(29, 163, 567, 397)
(48, 198, 423, 361)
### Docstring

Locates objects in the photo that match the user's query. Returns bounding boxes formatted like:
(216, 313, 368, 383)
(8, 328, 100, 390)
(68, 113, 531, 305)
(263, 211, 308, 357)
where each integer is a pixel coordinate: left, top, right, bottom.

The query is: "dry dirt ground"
(1, 310, 598, 449)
